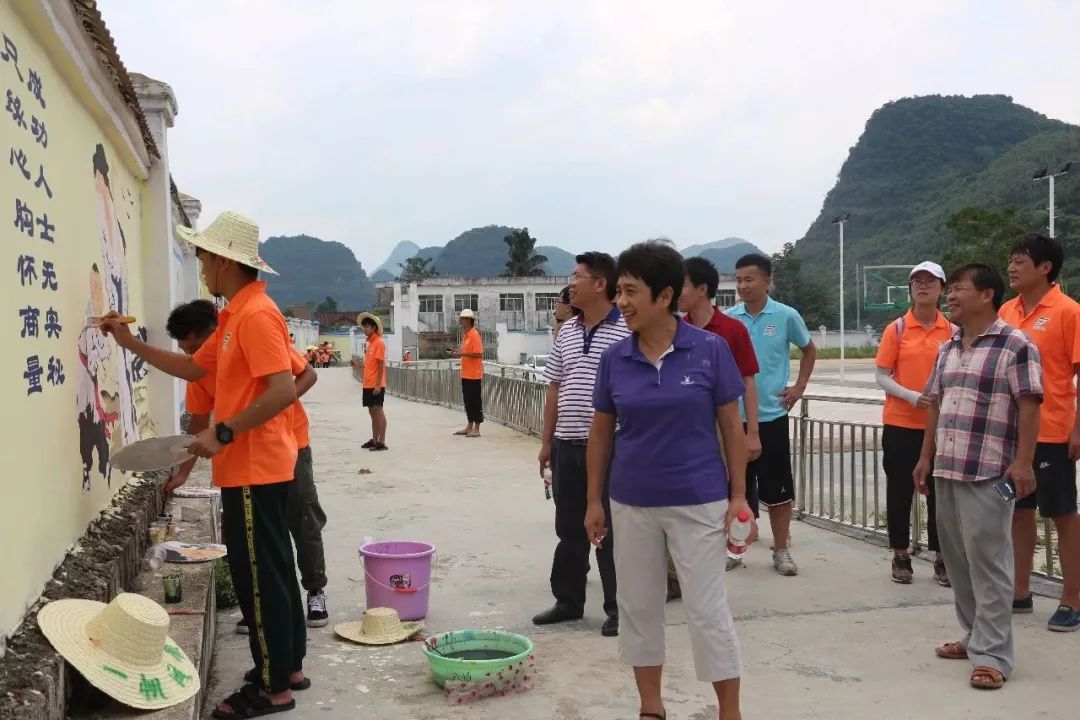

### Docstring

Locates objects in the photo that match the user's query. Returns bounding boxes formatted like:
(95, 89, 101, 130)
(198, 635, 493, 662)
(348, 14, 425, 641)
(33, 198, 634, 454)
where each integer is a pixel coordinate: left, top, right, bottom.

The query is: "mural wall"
(1, 4, 154, 637)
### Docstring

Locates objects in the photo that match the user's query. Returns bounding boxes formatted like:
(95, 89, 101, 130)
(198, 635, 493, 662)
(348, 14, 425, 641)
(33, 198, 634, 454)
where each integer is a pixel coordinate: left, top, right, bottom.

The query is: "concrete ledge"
(0, 473, 221, 720)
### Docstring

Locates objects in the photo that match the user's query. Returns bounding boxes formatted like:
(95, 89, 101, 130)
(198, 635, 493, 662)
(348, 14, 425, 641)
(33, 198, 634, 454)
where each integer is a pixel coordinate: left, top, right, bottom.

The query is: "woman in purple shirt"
(585, 240, 752, 720)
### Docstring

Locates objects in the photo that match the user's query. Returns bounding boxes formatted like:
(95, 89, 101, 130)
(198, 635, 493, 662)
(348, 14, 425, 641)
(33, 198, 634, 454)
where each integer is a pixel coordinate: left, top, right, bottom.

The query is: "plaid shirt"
(925, 318, 1043, 482)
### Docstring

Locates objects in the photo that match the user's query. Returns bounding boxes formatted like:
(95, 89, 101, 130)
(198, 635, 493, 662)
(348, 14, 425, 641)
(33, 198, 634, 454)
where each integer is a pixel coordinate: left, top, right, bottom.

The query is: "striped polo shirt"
(544, 306, 630, 440)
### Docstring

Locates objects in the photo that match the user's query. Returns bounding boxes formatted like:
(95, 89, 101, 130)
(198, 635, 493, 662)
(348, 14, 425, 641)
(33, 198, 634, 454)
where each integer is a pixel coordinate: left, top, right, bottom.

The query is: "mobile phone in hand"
(993, 477, 1016, 502)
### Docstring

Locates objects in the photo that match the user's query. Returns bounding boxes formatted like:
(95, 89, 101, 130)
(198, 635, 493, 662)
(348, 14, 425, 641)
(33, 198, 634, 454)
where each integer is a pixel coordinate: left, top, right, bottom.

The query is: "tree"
(399, 256, 439, 283)
(503, 228, 548, 277)
(770, 242, 831, 329)
(315, 296, 338, 313)
(941, 206, 1028, 280)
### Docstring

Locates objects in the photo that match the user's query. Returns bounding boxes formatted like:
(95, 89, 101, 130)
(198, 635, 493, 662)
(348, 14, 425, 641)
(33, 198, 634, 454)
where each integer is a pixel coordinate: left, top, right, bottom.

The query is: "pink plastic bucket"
(359, 541, 435, 621)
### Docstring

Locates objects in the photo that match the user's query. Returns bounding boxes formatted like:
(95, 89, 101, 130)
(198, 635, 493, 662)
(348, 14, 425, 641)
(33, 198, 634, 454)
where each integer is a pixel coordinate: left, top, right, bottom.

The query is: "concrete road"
(204, 368, 1075, 720)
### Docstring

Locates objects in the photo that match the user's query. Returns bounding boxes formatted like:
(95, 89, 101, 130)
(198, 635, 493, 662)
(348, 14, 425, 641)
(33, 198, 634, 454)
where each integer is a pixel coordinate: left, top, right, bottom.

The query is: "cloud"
(98, 0, 1080, 269)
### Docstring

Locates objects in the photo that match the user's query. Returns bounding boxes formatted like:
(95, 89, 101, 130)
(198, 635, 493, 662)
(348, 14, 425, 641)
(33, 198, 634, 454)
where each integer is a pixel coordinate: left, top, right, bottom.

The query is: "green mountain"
(793, 94, 1080, 324)
(682, 238, 764, 272)
(537, 245, 577, 275)
(260, 234, 375, 309)
(373, 241, 421, 277)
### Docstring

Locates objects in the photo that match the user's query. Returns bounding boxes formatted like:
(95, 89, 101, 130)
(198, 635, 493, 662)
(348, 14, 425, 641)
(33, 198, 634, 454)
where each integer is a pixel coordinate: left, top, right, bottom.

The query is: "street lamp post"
(831, 213, 850, 384)
(1033, 162, 1072, 238)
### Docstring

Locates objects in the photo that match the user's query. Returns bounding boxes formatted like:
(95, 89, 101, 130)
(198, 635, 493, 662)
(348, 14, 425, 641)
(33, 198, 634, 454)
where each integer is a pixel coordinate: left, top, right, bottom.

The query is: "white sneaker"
(772, 548, 798, 576)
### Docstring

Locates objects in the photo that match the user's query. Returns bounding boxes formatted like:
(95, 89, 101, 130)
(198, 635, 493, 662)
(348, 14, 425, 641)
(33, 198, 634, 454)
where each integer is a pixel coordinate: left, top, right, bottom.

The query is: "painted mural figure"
(76, 264, 115, 490)
(92, 144, 139, 448)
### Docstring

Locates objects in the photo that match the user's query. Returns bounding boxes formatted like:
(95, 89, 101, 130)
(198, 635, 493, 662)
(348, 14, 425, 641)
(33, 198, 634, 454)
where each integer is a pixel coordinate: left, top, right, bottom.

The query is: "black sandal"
(243, 668, 311, 691)
(212, 684, 296, 719)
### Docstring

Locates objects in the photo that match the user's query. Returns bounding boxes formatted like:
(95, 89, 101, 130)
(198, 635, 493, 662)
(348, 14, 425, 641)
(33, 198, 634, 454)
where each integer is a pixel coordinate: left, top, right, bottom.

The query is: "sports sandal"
(970, 666, 1005, 690)
(243, 668, 311, 691)
(934, 641, 968, 660)
(212, 684, 295, 719)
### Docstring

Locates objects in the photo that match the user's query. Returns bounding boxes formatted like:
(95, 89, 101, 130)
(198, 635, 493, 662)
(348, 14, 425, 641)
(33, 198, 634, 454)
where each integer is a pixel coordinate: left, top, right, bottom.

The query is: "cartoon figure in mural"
(76, 264, 117, 490)
(92, 144, 139, 449)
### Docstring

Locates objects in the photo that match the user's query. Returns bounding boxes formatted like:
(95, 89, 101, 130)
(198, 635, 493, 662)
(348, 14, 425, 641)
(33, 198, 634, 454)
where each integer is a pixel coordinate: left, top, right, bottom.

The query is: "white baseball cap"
(909, 261, 946, 283)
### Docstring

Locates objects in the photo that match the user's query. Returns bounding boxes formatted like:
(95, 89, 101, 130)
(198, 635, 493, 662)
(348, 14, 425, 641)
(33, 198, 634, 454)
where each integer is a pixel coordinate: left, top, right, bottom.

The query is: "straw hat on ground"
(176, 211, 277, 275)
(38, 593, 200, 710)
(356, 312, 384, 334)
(334, 607, 422, 645)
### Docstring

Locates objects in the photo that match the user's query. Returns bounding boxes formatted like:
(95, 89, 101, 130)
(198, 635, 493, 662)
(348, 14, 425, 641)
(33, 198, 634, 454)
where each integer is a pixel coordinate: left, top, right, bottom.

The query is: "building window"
(716, 289, 737, 308)
(453, 294, 478, 312)
(499, 294, 525, 312)
(418, 294, 443, 313)
(535, 293, 558, 311)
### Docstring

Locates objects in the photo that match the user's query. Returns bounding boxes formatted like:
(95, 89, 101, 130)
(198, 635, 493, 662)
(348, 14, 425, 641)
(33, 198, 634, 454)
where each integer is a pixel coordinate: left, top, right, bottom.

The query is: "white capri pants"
(611, 499, 741, 682)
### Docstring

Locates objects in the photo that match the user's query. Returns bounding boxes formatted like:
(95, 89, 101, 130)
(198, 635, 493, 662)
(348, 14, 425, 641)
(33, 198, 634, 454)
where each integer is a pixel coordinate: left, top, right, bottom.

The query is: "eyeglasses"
(910, 278, 941, 287)
(570, 272, 601, 282)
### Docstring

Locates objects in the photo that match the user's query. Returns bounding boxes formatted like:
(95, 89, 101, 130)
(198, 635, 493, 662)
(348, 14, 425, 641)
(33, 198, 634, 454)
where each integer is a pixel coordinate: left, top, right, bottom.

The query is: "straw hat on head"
(176, 211, 277, 276)
(356, 312, 384, 334)
(459, 309, 477, 320)
(37, 593, 200, 710)
(334, 607, 422, 646)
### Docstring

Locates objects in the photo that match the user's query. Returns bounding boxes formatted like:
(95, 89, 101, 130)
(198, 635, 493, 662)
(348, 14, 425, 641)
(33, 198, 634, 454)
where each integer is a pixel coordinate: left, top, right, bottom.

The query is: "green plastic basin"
(420, 629, 534, 687)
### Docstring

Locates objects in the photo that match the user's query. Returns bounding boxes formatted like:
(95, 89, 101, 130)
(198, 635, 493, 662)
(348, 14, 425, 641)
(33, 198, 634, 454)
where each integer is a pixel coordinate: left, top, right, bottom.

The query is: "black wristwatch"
(215, 422, 235, 445)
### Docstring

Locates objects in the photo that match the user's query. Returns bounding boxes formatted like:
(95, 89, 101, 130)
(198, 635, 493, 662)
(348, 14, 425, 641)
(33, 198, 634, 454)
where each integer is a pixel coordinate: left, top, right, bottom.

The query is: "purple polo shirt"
(593, 321, 744, 507)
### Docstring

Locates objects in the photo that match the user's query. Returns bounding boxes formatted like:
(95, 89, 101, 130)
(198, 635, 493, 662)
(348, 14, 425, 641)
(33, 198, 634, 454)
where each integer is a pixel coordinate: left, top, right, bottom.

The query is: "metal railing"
(364, 361, 1063, 581)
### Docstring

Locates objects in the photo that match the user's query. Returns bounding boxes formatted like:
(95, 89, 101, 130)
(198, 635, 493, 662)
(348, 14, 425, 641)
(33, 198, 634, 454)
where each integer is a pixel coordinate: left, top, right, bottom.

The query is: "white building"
(376, 273, 737, 365)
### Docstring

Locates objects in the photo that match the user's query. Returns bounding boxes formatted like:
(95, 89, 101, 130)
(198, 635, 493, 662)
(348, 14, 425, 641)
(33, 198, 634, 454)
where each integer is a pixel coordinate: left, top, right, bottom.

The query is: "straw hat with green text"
(334, 607, 422, 645)
(356, 312, 384, 334)
(176, 211, 277, 275)
(37, 593, 200, 709)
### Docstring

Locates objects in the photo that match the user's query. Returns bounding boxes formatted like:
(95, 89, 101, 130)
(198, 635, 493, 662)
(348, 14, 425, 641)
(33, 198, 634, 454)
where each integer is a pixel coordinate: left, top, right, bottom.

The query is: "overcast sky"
(98, 0, 1080, 270)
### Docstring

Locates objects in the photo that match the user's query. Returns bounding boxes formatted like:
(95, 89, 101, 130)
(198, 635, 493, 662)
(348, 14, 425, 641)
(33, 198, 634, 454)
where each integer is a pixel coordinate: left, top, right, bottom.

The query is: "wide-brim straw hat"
(334, 607, 422, 646)
(176, 211, 277, 276)
(38, 593, 200, 710)
(459, 309, 477, 320)
(356, 312, 384, 334)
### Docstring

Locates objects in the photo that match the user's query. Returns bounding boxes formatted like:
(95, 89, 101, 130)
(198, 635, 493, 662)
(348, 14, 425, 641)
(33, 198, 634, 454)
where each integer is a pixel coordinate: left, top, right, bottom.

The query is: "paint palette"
(110, 435, 194, 472)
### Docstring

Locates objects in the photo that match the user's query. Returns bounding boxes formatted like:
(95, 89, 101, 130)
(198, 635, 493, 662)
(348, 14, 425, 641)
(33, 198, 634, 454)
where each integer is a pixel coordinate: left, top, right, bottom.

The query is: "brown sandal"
(970, 665, 1005, 690)
(934, 641, 968, 660)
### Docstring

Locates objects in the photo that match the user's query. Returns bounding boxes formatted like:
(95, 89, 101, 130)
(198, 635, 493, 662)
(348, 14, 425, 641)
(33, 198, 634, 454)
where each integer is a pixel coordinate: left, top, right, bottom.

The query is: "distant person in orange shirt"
(875, 261, 954, 586)
(1000, 233, 1080, 632)
(101, 212, 305, 717)
(358, 313, 388, 451)
(450, 309, 484, 437)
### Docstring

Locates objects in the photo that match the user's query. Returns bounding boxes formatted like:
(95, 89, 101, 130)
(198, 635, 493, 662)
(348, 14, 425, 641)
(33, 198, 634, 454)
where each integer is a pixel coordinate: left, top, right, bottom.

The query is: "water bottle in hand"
(727, 509, 753, 558)
(543, 468, 553, 500)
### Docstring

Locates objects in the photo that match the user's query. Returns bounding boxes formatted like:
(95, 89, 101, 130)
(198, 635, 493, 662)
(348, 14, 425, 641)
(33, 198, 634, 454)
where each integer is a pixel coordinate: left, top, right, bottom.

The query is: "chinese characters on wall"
(4, 31, 61, 398)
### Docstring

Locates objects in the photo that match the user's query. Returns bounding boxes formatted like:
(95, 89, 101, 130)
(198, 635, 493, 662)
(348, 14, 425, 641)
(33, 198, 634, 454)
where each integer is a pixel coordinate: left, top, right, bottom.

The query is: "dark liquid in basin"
(445, 649, 517, 661)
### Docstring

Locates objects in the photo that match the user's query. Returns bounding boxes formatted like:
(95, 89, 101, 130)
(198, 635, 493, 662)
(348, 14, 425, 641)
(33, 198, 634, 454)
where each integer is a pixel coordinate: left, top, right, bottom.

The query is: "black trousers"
(882, 424, 939, 552)
(550, 439, 617, 617)
(287, 446, 328, 592)
(461, 378, 484, 424)
(222, 482, 307, 693)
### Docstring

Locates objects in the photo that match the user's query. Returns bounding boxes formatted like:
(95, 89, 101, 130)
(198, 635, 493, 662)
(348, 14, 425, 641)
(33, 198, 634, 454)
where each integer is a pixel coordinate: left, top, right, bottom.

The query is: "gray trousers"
(935, 477, 1014, 677)
(288, 446, 328, 592)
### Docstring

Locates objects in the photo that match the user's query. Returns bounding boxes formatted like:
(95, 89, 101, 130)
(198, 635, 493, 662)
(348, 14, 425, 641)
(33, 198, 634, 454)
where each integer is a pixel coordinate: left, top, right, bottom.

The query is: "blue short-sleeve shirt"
(726, 297, 811, 422)
(593, 321, 745, 507)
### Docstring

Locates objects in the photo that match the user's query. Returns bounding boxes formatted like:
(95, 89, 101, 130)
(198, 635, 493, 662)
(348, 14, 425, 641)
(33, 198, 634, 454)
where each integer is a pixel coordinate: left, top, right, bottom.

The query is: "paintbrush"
(82, 314, 136, 332)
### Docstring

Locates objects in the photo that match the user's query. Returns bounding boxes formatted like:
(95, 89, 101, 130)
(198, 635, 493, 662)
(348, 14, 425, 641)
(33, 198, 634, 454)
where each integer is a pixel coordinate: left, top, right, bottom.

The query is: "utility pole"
(831, 213, 850, 384)
(1033, 162, 1072, 238)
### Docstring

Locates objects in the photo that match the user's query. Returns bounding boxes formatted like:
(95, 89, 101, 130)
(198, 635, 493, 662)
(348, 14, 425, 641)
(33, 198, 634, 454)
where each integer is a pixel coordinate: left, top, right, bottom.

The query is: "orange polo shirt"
(999, 284, 1080, 443)
(362, 333, 387, 388)
(184, 346, 311, 450)
(875, 309, 954, 430)
(192, 281, 298, 487)
(460, 327, 483, 380)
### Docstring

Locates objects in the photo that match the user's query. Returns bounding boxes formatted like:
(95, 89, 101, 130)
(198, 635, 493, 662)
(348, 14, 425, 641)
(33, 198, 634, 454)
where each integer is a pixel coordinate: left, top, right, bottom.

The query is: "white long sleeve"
(875, 366, 921, 407)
